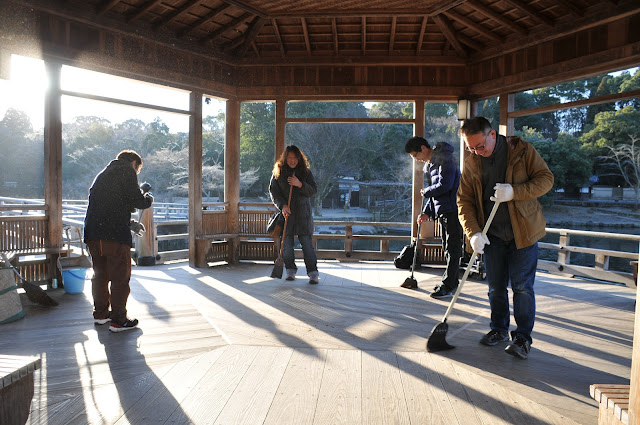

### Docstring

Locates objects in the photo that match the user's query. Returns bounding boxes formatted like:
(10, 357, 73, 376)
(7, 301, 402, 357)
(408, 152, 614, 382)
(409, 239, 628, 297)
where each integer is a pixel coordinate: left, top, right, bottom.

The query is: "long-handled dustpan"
(426, 201, 501, 352)
(271, 185, 293, 279)
(58, 226, 92, 272)
(401, 222, 422, 289)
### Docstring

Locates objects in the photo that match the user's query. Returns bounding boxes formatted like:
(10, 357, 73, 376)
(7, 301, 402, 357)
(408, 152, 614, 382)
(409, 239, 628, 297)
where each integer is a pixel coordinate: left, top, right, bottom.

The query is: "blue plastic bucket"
(62, 268, 88, 294)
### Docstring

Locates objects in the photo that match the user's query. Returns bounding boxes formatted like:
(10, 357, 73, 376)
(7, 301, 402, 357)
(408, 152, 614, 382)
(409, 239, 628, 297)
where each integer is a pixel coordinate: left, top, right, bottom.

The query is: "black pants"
(440, 211, 462, 290)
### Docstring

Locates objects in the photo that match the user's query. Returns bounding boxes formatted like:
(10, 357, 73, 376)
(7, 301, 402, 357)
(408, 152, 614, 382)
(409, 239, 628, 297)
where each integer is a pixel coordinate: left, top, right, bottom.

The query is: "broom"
(1, 253, 58, 307)
(426, 200, 500, 352)
(271, 184, 293, 279)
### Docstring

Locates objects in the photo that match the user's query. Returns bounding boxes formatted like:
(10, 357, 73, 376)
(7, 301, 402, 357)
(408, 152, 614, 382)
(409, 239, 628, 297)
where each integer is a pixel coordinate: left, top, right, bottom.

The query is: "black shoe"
(479, 329, 510, 346)
(430, 285, 453, 299)
(505, 336, 531, 359)
(109, 318, 139, 333)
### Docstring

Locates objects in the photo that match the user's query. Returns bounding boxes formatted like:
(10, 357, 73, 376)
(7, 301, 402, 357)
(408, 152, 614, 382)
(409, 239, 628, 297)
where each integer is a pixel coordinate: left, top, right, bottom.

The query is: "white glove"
(129, 220, 145, 237)
(470, 232, 490, 254)
(491, 183, 514, 203)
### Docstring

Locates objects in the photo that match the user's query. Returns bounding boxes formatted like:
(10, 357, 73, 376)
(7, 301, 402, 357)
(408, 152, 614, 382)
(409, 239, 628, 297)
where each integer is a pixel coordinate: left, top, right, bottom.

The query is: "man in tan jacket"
(458, 117, 553, 359)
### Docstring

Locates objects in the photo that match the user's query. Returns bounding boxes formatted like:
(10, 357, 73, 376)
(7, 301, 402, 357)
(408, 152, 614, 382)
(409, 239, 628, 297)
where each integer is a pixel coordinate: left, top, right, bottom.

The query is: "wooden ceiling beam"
(361, 16, 366, 55)
(237, 16, 266, 58)
(501, 0, 554, 27)
(301, 18, 311, 55)
(433, 14, 466, 57)
(458, 33, 484, 52)
(272, 18, 286, 57)
(179, 3, 232, 38)
(215, 0, 266, 17)
(465, 0, 528, 36)
(389, 16, 396, 53)
(332, 18, 338, 54)
(263, 1, 465, 19)
(96, 0, 121, 16)
(416, 16, 427, 55)
(442, 9, 502, 43)
(154, 0, 202, 29)
(199, 12, 252, 44)
(127, 0, 164, 23)
(555, 0, 585, 18)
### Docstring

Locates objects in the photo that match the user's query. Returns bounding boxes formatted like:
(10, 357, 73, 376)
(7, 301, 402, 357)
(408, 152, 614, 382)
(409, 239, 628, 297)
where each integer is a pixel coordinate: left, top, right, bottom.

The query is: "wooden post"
(345, 224, 353, 259)
(275, 98, 286, 161)
(225, 99, 241, 263)
(499, 93, 515, 137)
(412, 99, 425, 239)
(188, 91, 203, 267)
(44, 61, 62, 285)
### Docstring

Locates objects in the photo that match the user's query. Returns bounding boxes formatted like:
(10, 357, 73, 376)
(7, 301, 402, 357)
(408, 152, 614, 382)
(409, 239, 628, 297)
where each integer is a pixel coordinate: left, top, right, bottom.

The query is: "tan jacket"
(457, 136, 554, 250)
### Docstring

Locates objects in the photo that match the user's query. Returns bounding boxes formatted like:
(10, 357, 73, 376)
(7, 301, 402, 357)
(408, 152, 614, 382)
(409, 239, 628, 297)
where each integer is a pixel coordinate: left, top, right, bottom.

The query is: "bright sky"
(0, 55, 225, 133)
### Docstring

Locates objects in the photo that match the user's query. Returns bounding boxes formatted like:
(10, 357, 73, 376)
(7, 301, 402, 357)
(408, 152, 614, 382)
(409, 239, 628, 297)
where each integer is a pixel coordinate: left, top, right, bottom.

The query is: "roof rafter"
(154, 0, 203, 29)
(433, 14, 466, 57)
(236, 16, 266, 58)
(271, 18, 285, 57)
(501, 0, 554, 27)
(416, 16, 427, 55)
(96, 0, 121, 16)
(301, 17, 311, 55)
(555, 0, 585, 17)
(179, 3, 232, 38)
(443, 9, 502, 43)
(465, 0, 528, 36)
(128, 0, 164, 23)
(361, 16, 366, 55)
(199, 12, 252, 44)
(389, 16, 397, 53)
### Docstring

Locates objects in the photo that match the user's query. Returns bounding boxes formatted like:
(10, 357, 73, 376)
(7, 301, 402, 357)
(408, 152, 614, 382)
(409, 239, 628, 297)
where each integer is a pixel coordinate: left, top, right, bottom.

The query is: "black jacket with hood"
(421, 142, 461, 218)
(84, 159, 154, 247)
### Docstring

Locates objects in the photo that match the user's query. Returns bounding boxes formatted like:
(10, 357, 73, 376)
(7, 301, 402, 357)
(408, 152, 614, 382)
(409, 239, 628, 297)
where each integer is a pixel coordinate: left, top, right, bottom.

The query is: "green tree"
(240, 102, 275, 199)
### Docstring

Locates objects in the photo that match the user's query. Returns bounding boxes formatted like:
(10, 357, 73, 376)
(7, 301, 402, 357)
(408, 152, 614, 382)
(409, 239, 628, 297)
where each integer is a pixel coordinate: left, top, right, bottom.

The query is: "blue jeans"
(483, 237, 537, 343)
(283, 234, 317, 274)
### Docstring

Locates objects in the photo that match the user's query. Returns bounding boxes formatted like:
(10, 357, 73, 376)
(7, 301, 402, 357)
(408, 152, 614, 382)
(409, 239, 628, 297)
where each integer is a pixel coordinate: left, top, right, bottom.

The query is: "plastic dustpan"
(58, 226, 92, 272)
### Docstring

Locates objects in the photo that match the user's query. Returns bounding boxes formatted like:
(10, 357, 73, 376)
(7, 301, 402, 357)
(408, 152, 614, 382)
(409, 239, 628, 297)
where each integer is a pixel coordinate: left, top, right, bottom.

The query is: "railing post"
(558, 232, 570, 267)
(345, 224, 353, 258)
(595, 253, 609, 272)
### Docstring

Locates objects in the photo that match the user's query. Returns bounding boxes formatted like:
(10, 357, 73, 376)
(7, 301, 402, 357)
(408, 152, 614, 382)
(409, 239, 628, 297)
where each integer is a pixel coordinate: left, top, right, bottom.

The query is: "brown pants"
(86, 240, 132, 323)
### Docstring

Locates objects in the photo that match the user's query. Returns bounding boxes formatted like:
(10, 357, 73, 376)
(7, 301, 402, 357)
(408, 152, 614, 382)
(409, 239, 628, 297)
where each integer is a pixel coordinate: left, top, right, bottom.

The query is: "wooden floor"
(0, 260, 635, 425)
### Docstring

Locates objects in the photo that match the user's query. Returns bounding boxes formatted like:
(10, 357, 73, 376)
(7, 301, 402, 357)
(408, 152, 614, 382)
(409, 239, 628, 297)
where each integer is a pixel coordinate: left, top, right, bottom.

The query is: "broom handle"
(439, 200, 501, 322)
(279, 184, 294, 258)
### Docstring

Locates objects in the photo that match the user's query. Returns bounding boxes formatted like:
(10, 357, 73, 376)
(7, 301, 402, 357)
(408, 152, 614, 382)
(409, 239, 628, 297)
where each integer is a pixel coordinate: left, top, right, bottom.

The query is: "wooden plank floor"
(0, 260, 635, 424)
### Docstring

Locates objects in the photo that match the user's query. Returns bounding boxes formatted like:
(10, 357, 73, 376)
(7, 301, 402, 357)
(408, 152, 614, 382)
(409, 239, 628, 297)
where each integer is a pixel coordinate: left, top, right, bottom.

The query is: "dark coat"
(269, 166, 317, 236)
(84, 159, 154, 247)
(422, 142, 461, 218)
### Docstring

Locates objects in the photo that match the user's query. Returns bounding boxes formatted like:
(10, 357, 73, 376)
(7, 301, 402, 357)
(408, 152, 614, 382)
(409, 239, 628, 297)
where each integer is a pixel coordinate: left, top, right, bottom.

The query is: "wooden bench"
(0, 354, 41, 425)
(590, 384, 629, 425)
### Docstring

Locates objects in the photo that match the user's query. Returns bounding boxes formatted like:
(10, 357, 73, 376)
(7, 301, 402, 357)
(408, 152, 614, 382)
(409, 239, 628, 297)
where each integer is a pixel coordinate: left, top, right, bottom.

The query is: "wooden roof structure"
(1, 0, 639, 100)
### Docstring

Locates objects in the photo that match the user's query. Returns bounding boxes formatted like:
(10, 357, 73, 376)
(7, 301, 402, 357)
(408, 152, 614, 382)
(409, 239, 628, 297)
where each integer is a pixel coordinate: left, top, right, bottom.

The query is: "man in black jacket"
(84, 150, 153, 332)
(405, 137, 462, 297)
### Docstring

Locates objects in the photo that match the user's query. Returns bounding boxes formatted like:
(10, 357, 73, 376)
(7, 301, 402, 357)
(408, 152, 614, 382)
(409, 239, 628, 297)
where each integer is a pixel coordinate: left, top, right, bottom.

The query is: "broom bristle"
(23, 281, 59, 306)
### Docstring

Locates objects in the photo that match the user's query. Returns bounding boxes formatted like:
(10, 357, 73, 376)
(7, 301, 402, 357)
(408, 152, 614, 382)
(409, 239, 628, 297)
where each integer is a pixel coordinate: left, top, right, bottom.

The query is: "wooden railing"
(539, 228, 640, 287)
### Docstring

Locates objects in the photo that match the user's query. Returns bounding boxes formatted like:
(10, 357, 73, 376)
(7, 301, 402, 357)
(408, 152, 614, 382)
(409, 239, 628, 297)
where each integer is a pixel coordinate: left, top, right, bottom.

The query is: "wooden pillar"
(412, 99, 425, 238)
(188, 91, 203, 267)
(275, 99, 286, 161)
(225, 99, 241, 263)
(630, 253, 640, 425)
(499, 93, 515, 137)
(44, 61, 62, 284)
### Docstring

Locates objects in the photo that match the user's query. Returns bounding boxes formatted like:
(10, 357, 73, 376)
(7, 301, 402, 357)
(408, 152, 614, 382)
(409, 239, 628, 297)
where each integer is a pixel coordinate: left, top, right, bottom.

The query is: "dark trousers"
(440, 211, 462, 290)
(86, 240, 132, 323)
